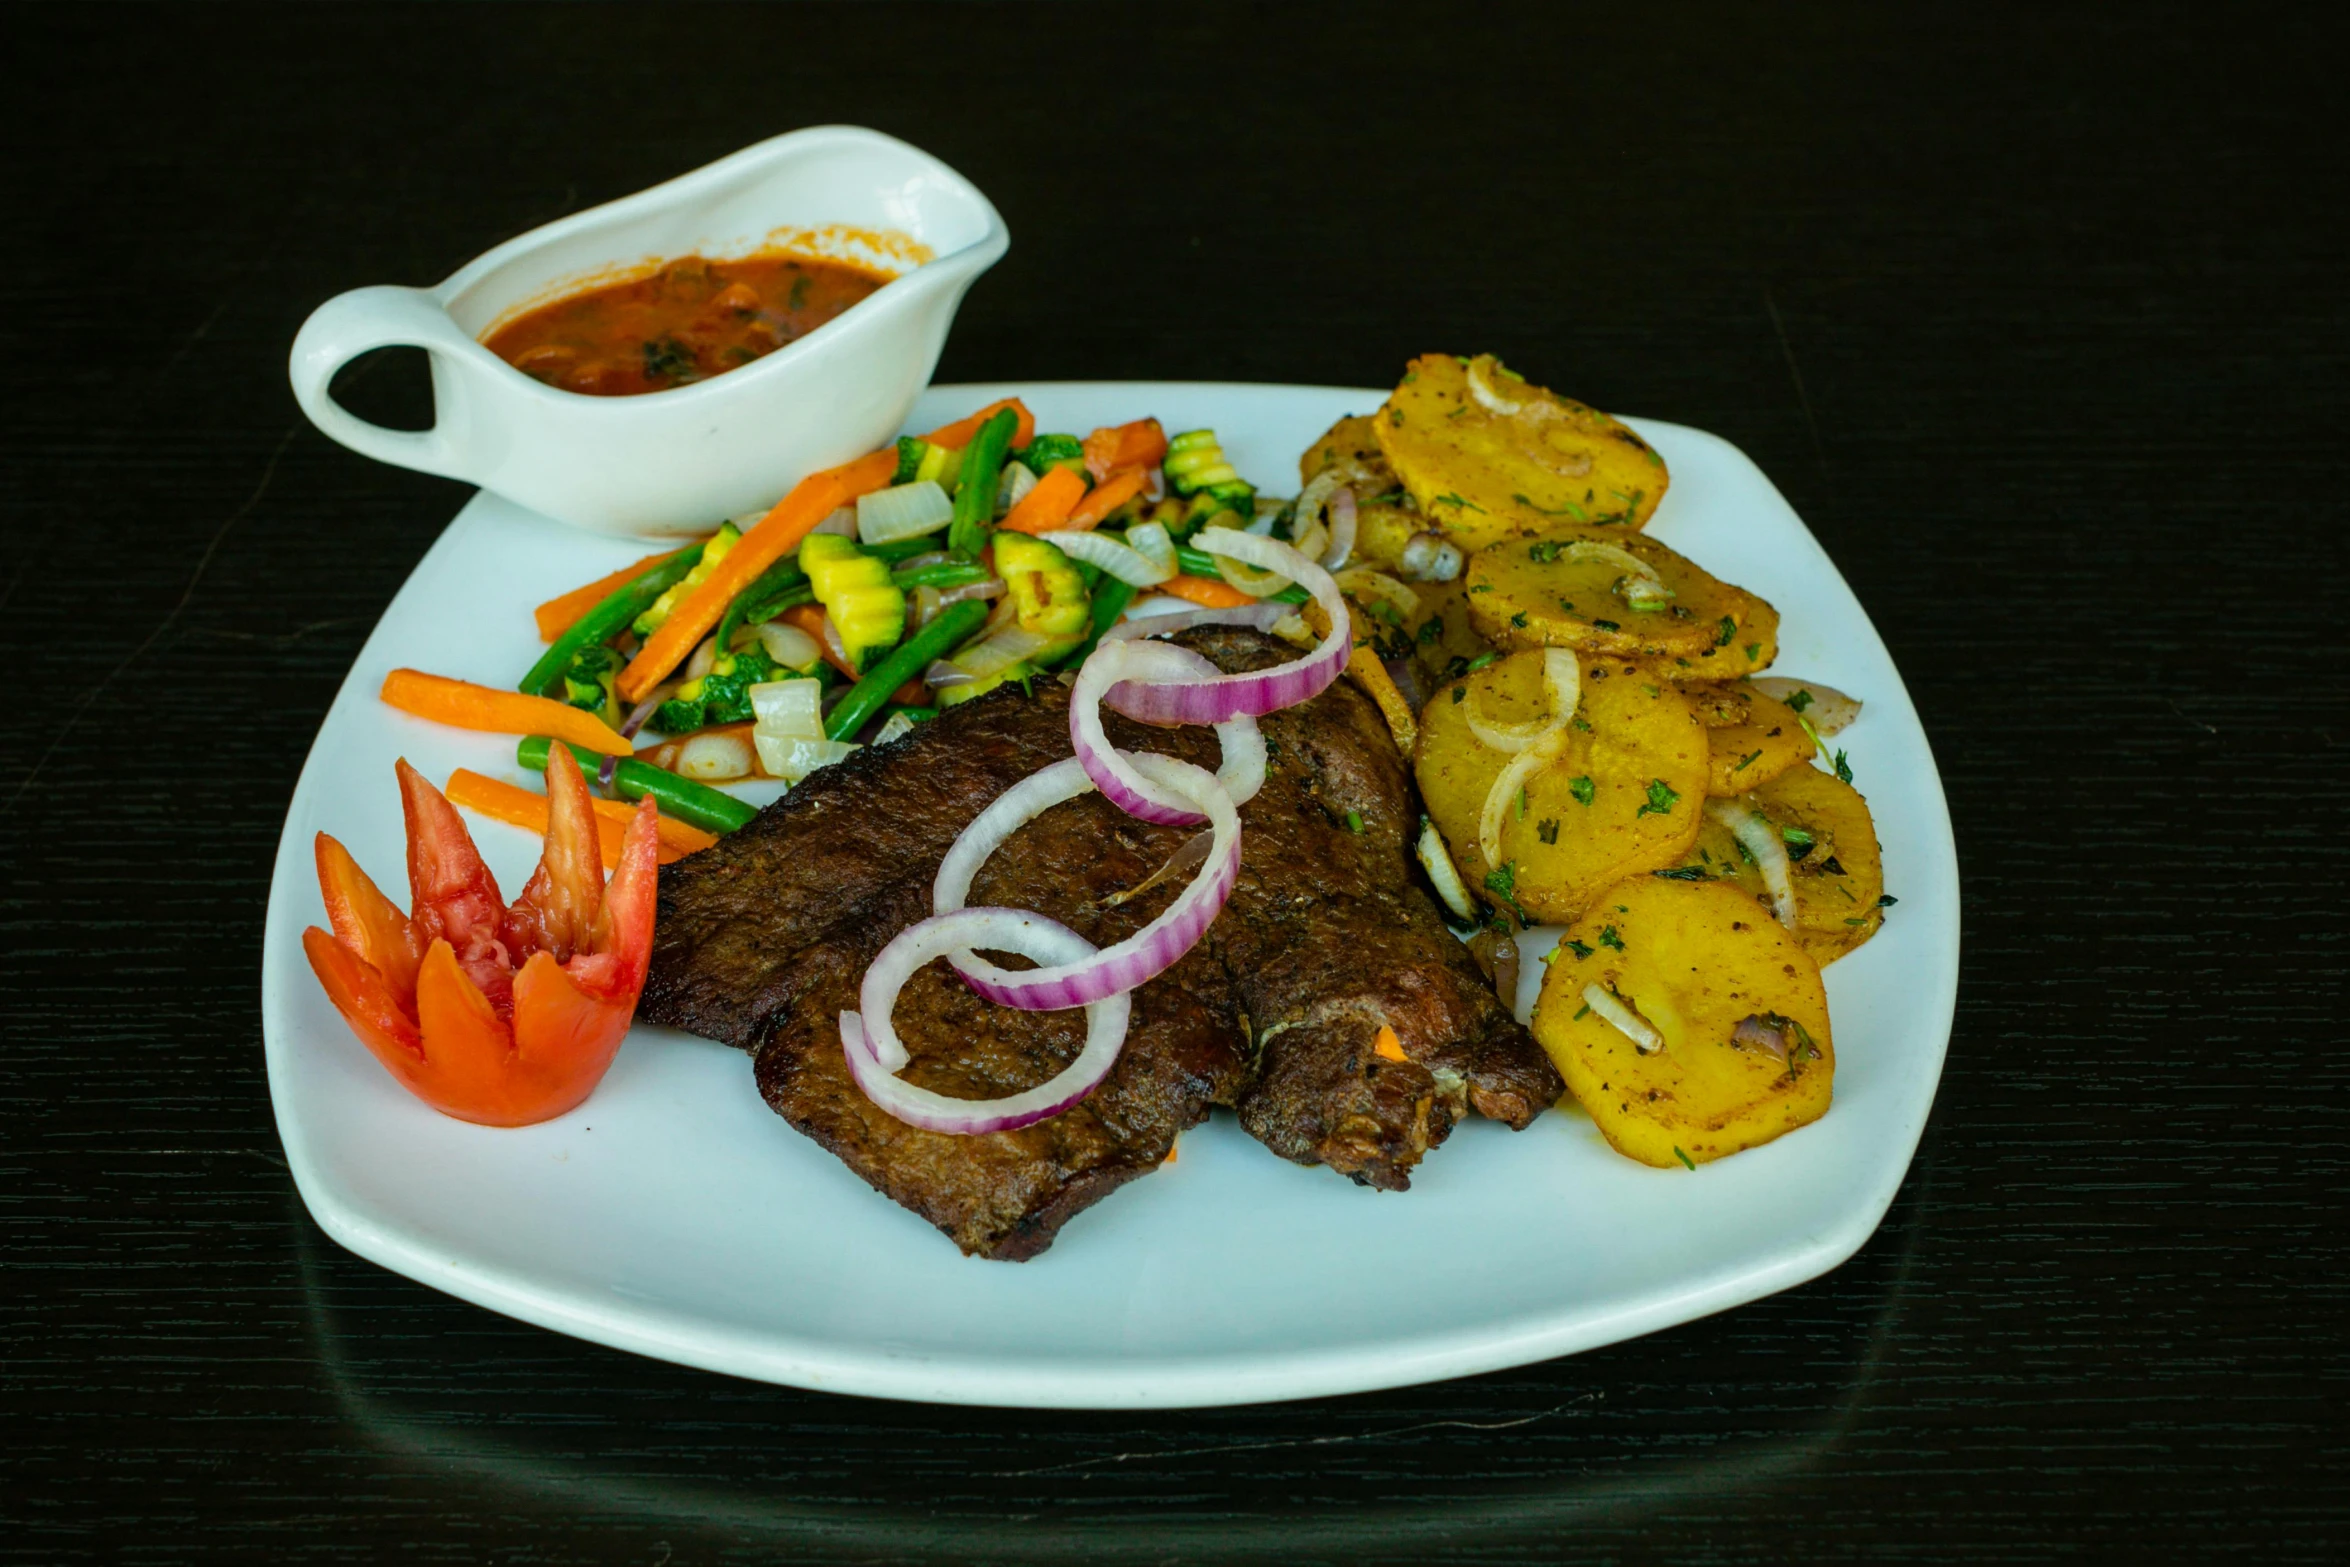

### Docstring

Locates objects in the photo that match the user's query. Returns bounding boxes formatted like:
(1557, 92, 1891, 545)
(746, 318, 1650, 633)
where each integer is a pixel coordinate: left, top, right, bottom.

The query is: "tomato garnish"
(302, 746, 659, 1126)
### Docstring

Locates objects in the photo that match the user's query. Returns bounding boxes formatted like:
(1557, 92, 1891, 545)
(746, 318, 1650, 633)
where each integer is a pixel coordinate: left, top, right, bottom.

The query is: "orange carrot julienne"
(921, 397, 1035, 451)
(1065, 468, 1149, 530)
(1373, 1025, 1408, 1063)
(997, 464, 1090, 535)
(1157, 573, 1257, 610)
(1082, 419, 1167, 482)
(534, 548, 688, 642)
(782, 604, 859, 680)
(381, 669, 633, 756)
(445, 769, 712, 868)
(617, 448, 897, 702)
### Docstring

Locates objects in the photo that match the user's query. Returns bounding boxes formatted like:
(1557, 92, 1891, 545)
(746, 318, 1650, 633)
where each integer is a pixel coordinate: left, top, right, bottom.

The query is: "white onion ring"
(1583, 984, 1665, 1054)
(1322, 484, 1357, 570)
(1708, 798, 1799, 931)
(1107, 528, 1351, 726)
(1416, 819, 1477, 922)
(934, 753, 1240, 1012)
(1071, 640, 1266, 825)
(1464, 649, 1581, 755)
(1479, 728, 1569, 874)
(1041, 528, 1175, 588)
(842, 907, 1132, 1135)
(1466, 357, 1522, 417)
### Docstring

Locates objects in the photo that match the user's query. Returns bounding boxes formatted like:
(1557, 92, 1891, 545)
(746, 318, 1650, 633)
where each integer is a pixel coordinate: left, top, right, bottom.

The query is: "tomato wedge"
(302, 746, 659, 1126)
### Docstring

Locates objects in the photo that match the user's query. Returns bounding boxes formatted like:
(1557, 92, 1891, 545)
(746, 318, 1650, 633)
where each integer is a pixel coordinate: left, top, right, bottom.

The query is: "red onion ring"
(841, 906, 1132, 1135)
(1070, 640, 1265, 825)
(1105, 528, 1350, 726)
(932, 753, 1240, 1011)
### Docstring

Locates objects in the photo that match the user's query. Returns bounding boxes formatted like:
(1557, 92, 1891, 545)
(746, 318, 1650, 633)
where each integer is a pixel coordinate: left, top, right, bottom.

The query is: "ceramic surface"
(288, 127, 1007, 536)
(261, 383, 1959, 1408)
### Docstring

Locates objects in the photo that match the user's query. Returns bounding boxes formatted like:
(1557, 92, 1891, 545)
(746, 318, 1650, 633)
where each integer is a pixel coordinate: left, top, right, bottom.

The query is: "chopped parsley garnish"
(1344, 809, 1364, 834)
(1451, 686, 1466, 704)
(1744, 643, 1762, 662)
(1733, 749, 1763, 773)
(1527, 540, 1565, 563)
(1569, 775, 1596, 807)
(1433, 492, 1487, 514)
(1784, 688, 1815, 713)
(1563, 938, 1594, 960)
(1483, 861, 1531, 922)
(1715, 616, 1737, 647)
(1516, 786, 1529, 819)
(1598, 925, 1625, 951)
(1510, 612, 1528, 628)
(1465, 652, 1498, 673)
(1634, 779, 1681, 818)
(1879, 893, 1899, 907)
(1832, 749, 1854, 784)
(1388, 407, 1404, 426)
(1537, 817, 1560, 845)
(1572, 1002, 1591, 1019)
(1653, 865, 1711, 881)
(1514, 493, 1588, 521)
(1418, 618, 1442, 644)
(1673, 1146, 1696, 1171)
(1592, 618, 1620, 632)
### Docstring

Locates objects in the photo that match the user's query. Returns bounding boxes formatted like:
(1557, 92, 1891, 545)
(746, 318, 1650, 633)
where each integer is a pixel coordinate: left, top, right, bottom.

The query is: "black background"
(5, 4, 2346, 1562)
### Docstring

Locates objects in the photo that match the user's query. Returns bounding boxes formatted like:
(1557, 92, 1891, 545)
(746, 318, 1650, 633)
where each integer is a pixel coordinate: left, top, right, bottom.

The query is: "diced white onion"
(1416, 820, 1477, 922)
(748, 678, 826, 741)
(855, 480, 954, 545)
(675, 731, 755, 782)
(1041, 528, 1175, 587)
(1707, 799, 1799, 931)
(754, 622, 822, 672)
(874, 711, 919, 746)
(1583, 984, 1665, 1054)
(752, 732, 860, 783)
(810, 506, 859, 538)
(1399, 532, 1464, 583)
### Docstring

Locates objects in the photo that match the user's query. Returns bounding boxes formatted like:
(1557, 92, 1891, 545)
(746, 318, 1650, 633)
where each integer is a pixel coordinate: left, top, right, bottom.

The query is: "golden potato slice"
(1300, 413, 1396, 489)
(1414, 649, 1707, 924)
(1684, 680, 1813, 795)
(1463, 528, 1780, 677)
(1662, 764, 1887, 964)
(1300, 412, 1431, 576)
(1533, 876, 1832, 1167)
(1373, 353, 1667, 548)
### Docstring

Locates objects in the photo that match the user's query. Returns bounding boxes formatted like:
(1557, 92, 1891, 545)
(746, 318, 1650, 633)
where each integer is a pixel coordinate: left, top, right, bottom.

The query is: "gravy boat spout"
(290, 126, 1008, 537)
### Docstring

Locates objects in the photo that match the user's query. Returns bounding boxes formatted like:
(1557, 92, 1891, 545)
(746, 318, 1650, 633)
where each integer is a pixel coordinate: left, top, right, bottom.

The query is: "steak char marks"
(643, 630, 1561, 1259)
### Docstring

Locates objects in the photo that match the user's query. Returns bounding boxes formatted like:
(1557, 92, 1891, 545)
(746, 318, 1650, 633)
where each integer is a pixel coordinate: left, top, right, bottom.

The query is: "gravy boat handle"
(288, 286, 483, 480)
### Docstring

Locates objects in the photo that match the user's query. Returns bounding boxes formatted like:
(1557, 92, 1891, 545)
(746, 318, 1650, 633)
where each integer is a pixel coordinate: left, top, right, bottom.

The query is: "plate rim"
(261, 380, 1961, 1408)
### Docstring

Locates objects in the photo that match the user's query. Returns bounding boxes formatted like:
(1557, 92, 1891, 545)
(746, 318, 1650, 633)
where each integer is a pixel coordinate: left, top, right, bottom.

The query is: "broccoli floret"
(558, 644, 621, 725)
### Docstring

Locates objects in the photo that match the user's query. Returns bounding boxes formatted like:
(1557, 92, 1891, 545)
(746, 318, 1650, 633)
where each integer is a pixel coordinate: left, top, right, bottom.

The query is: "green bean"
(518, 544, 707, 696)
(824, 598, 991, 742)
(890, 561, 991, 591)
(1175, 545, 1310, 605)
(946, 407, 1019, 558)
(717, 556, 810, 649)
(867, 536, 962, 563)
(517, 735, 757, 834)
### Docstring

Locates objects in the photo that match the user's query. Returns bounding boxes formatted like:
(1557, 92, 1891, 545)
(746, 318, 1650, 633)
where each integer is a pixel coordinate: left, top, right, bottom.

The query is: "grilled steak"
(643, 630, 1562, 1258)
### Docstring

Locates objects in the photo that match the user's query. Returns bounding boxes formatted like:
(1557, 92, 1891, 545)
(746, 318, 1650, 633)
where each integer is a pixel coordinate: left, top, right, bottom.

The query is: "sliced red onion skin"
(841, 906, 1132, 1136)
(934, 753, 1241, 1012)
(1069, 640, 1265, 825)
(1105, 529, 1350, 727)
(1100, 603, 1288, 642)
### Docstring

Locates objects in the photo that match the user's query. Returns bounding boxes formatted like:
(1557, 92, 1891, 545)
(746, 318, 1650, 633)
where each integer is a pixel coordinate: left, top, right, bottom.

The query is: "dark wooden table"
(6, 4, 2344, 1561)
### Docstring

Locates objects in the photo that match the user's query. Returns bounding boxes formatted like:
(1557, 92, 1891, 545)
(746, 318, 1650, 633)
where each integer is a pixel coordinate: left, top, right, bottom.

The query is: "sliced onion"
(1584, 984, 1665, 1054)
(1070, 640, 1266, 825)
(1748, 677, 1863, 738)
(933, 754, 1240, 1012)
(1201, 544, 1292, 599)
(953, 623, 1053, 679)
(924, 659, 975, 690)
(676, 731, 755, 782)
(1560, 539, 1670, 609)
(1399, 532, 1464, 583)
(1480, 730, 1569, 874)
(1125, 521, 1177, 575)
(816, 612, 852, 673)
(937, 576, 1007, 608)
(1335, 567, 1420, 624)
(1465, 356, 1522, 417)
(1465, 648, 1581, 754)
(1101, 602, 1289, 642)
(1708, 798, 1798, 931)
(855, 480, 954, 545)
(841, 907, 1132, 1135)
(754, 732, 859, 783)
(1322, 483, 1358, 569)
(1416, 819, 1477, 922)
(1288, 516, 1330, 567)
(683, 636, 719, 682)
(910, 584, 944, 628)
(748, 678, 825, 740)
(997, 460, 1038, 514)
(754, 621, 822, 672)
(1041, 528, 1175, 588)
(873, 711, 919, 746)
(810, 505, 858, 538)
(1106, 527, 1351, 726)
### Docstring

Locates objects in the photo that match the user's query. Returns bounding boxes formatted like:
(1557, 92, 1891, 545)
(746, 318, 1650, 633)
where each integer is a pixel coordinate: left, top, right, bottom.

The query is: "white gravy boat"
(289, 126, 1006, 537)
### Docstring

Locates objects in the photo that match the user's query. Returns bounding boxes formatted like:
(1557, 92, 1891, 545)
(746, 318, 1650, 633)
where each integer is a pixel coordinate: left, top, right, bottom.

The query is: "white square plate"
(262, 382, 1959, 1408)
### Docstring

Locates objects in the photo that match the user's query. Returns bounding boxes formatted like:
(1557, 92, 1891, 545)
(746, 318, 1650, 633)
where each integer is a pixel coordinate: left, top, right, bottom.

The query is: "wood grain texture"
(3, 2, 2344, 1561)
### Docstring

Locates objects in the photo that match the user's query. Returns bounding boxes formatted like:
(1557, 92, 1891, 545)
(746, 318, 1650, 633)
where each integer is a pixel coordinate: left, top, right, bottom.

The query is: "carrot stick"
(922, 397, 1035, 451)
(617, 449, 897, 702)
(1064, 468, 1149, 531)
(997, 464, 1089, 536)
(534, 548, 688, 642)
(1157, 573, 1257, 610)
(1083, 419, 1167, 482)
(445, 769, 713, 868)
(781, 604, 859, 679)
(381, 669, 634, 755)
(1373, 1024, 1409, 1063)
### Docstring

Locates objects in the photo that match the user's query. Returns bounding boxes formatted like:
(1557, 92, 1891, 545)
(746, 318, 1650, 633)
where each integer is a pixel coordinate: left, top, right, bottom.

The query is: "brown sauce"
(483, 253, 891, 396)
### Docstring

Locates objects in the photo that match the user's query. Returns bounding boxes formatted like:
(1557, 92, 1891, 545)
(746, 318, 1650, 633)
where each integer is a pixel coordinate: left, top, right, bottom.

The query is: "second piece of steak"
(643, 630, 1562, 1257)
